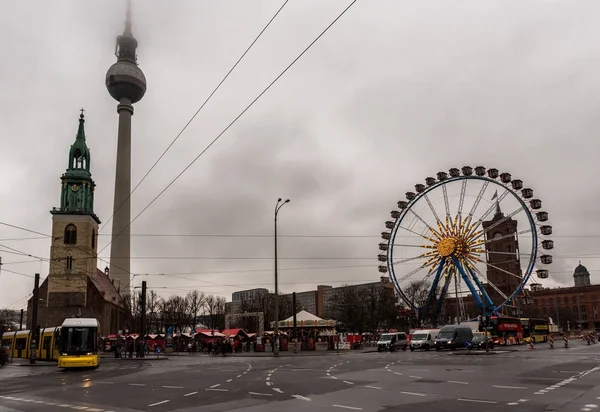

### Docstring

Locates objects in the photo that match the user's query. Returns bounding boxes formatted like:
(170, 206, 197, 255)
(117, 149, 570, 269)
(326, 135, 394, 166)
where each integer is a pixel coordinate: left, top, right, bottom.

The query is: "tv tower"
(105, 0, 147, 296)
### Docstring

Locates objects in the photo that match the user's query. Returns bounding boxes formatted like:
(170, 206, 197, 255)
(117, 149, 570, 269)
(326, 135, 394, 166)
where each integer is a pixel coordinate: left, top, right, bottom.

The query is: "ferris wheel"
(378, 166, 553, 326)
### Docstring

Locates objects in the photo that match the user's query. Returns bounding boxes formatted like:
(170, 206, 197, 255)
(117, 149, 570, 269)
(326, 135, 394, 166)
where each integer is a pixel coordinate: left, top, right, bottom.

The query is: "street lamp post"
(273, 198, 290, 357)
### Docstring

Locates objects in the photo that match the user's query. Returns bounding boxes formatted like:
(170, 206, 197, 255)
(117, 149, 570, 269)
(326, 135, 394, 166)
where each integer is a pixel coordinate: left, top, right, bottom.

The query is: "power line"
(97, 0, 359, 256)
(98, 0, 291, 235)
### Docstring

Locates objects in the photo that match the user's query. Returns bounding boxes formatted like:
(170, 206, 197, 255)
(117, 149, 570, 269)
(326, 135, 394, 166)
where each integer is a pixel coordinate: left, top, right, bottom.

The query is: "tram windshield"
(60, 326, 98, 354)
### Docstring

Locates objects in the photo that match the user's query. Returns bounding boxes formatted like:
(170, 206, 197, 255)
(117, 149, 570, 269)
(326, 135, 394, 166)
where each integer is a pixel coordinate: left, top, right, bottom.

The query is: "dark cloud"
(1, 0, 599, 309)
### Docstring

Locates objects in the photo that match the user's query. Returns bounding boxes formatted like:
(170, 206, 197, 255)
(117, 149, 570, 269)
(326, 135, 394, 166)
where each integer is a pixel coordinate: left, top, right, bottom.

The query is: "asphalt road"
(2, 342, 600, 411)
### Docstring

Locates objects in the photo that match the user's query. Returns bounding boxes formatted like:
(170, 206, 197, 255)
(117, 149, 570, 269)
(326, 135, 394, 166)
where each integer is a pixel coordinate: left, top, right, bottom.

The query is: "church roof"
(90, 268, 122, 306)
(574, 262, 590, 276)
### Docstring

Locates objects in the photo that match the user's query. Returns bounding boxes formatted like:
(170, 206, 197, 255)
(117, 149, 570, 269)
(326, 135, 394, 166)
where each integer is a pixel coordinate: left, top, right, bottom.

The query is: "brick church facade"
(27, 112, 125, 335)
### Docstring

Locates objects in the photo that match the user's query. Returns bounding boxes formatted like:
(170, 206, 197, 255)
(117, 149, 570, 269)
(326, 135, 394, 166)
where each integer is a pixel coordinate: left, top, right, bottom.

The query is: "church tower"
(46, 111, 101, 308)
(482, 198, 523, 308)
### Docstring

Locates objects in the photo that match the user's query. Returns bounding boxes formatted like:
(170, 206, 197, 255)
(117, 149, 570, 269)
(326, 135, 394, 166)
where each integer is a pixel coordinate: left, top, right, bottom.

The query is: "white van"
(377, 332, 408, 352)
(409, 329, 438, 351)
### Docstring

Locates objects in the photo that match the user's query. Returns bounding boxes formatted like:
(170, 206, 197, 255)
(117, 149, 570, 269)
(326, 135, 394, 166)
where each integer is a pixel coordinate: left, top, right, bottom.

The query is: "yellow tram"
(1, 317, 100, 369)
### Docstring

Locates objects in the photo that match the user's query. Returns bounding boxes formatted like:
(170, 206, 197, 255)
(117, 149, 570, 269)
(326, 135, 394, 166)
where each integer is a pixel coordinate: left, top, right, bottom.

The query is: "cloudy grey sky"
(1, 0, 599, 310)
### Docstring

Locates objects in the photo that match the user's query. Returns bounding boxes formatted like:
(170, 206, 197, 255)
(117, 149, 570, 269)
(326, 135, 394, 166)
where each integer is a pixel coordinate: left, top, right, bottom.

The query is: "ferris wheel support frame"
(386, 175, 539, 317)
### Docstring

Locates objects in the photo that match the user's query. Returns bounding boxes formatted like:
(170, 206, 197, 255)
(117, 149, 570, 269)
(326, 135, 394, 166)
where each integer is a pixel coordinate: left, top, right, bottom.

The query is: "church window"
(66, 256, 73, 270)
(64, 224, 77, 245)
(91, 229, 96, 249)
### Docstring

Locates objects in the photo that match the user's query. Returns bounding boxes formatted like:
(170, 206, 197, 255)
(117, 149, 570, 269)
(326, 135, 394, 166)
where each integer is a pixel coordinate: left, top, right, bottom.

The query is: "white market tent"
(272, 310, 336, 328)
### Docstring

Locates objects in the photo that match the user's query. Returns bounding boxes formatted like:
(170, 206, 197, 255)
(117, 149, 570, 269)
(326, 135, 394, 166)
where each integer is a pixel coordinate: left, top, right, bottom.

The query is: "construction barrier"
(564, 335, 569, 348)
(528, 340, 535, 350)
(549, 334, 554, 349)
(586, 335, 591, 345)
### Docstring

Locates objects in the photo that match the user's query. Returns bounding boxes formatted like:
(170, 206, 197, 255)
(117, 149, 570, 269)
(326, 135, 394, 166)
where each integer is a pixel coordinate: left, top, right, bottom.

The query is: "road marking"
(292, 395, 312, 401)
(87, 409, 104, 412)
(226, 379, 232, 382)
(508, 402, 519, 405)
(249, 392, 273, 397)
(331, 376, 338, 379)
(584, 405, 598, 408)
(206, 388, 229, 392)
(401, 391, 426, 397)
(333, 405, 363, 410)
(128, 383, 146, 387)
(343, 380, 354, 385)
(273, 388, 284, 393)
(394, 372, 403, 376)
(364, 385, 381, 390)
(458, 399, 497, 404)
(148, 400, 170, 407)
(409, 376, 421, 379)
(97, 382, 115, 384)
(237, 375, 242, 378)
(209, 384, 221, 388)
(183, 392, 197, 397)
(71, 407, 89, 410)
(162, 385, 183, 389)
(493, 385, 527, 390)
(448, 381, 468, 385)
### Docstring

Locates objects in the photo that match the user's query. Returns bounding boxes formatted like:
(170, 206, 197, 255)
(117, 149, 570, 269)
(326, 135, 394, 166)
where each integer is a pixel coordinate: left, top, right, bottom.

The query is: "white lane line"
(162, 385, 183, 389)
(249, 392, 273, 397)
(292, 395, 312, 401)
(448, 381, 468, 385)
(584, 405, 598, 408)
(493, 385, 527, 390)
(148, 400, 170, 407)
(364, 385, 381, 390)
(226, 379, 233, 383)
(272, 388, 284, 393)
(183, 392, 198, 397)
(343, 380, 354, 385)
(458, 399, 497, 404)
(401, 391, 426, 397)
(206, 388, 229, 392)
(128, 383, 146, 387)
(209, 384, 221, 388)
(331, 376, 338, 380)
(394, 372, 403, 376)
(237, 375, 242, 378)
(333, 405, 363, 410)
(87, 409, 104, 412)
(71, 407, 89, 410)
(507, 402, 519, 405)
(409, 376, 421, 379)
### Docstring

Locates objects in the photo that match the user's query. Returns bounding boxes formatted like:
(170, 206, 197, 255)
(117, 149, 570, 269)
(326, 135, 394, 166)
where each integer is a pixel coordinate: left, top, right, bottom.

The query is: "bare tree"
(204, 295, 226, 331)
(186, 290, 206, 329)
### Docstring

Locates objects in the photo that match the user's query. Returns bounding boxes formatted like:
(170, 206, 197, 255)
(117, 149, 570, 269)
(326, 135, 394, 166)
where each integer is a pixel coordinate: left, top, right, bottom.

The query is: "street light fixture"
(273, 198, 290, 357)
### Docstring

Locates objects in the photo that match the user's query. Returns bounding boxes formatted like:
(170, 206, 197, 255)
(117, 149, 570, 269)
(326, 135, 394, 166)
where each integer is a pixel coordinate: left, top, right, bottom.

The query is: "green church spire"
(51, 110, 100, 224)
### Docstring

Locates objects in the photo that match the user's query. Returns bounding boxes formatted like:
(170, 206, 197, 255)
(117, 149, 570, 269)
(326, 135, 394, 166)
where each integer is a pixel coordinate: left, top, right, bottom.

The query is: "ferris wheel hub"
(437, 237, 457, 257)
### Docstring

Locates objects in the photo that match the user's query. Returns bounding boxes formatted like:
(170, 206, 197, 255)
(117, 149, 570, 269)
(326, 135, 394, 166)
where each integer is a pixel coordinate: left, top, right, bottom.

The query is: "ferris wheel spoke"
(463, 189, 511, 239)
(484, 261, 525, 282)
(482, 207, 524, 234)
(460, 181, 489, 235)
(423, 193, 446, 235)
(442, 184, 451, 218)
(435, 268, 454, 316)
(393, 251, 437, 266)
(455, 179, 468, 230)
(451, 256, 484, 310)
(408, 208, 443, 240)
(398, 225, 437, 243)
(464, 257, 509, 302)
(393, 243, 436, 249)
(471, 229, 532, 247)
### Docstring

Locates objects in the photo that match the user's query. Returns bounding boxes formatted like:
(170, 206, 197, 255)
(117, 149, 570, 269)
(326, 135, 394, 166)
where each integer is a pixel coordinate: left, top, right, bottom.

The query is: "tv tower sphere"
(105, 5, 146, 103)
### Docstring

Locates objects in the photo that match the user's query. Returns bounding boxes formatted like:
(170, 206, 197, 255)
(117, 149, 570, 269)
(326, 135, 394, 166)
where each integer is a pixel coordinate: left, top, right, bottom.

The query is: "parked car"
(377, 332, 408, 352)
(409, 329, 438, 351)
(471, 332, 494, 350)
(435, 325, 473, 351)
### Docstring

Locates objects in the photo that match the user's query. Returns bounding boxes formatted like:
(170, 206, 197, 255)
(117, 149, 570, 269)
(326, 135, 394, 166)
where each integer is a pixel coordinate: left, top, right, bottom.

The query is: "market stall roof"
(273, 311, 336, 328)
(222, 328, 248, 338)
(195, 329, 226, 338)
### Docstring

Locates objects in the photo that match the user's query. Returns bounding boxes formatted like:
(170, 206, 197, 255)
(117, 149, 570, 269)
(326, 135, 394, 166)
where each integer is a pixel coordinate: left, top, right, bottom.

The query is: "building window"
(573, 306, 578, 316)
(549, 297, 554, 305)
(541, 298, 546, 306)
(581, 305, 588, 321)
(64, 224, 77, 245)
(66, 256, 73, 270)
(556, 297, 561, 305)
(91, 229, 96, 249)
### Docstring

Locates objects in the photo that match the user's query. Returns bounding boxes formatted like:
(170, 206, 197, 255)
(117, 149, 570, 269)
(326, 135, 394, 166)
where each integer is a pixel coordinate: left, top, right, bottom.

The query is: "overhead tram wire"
(98, 0, 291, 234)
(97, 0, 359, 257)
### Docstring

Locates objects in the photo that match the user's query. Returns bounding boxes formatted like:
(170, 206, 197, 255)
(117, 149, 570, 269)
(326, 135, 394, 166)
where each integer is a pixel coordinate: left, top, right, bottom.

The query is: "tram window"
(61, 327, 97, 353)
